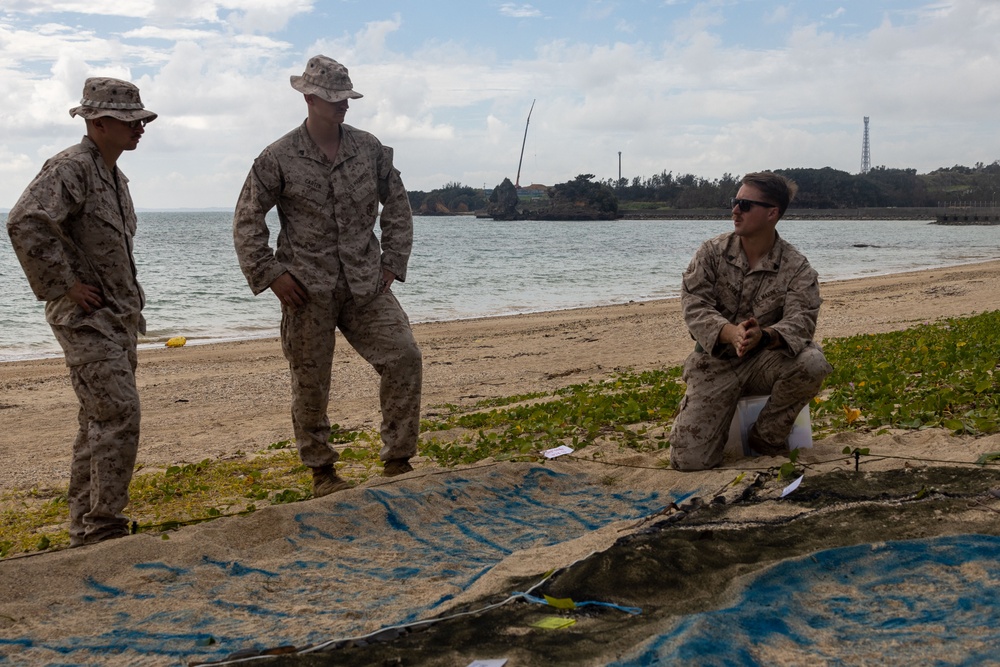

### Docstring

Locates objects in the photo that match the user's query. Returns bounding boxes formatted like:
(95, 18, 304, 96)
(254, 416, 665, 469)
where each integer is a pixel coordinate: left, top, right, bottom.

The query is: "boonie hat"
(290, 55, 363, 103)
(69, 77, 157, 123)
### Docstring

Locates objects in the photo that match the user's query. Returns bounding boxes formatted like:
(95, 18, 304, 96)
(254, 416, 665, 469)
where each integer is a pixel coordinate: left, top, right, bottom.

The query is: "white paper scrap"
(780, 474, 804, 498)
(543, 445, 574, 459)
(466, 660, 508, 667)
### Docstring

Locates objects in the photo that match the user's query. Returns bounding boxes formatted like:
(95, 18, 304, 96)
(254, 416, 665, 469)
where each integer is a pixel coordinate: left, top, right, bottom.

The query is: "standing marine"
(6, 77, 156, 546)
(233, 55, 423, 497)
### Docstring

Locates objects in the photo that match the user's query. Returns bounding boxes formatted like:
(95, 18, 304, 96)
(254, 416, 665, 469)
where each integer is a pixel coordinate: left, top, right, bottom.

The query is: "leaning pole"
(514, 99, 535, 189)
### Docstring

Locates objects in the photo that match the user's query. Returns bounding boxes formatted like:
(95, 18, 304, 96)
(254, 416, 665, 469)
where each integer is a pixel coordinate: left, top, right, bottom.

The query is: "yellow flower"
(844, 406, 861, 424)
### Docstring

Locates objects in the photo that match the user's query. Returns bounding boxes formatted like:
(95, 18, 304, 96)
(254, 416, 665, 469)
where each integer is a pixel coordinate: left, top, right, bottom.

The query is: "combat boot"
(311, 465, 352, 497)
(382, 458, 414, 477)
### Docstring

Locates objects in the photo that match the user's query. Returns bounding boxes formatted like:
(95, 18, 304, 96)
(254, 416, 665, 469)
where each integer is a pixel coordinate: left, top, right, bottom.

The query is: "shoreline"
(2, 259, 1000, 491)
(4, 255, 999, 365)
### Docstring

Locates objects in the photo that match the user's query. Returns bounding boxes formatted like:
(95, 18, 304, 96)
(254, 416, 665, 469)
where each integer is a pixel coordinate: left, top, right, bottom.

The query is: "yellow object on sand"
(165, 336, 187, 348)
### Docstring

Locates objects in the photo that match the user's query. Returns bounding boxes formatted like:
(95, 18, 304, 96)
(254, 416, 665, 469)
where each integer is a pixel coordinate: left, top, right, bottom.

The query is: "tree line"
(407, 162, 1000, 214)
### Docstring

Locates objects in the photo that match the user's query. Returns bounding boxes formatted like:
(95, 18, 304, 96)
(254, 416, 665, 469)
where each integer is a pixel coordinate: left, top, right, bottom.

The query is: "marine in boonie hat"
(290, 55, 363, 103)
(69, 77, 157, 123)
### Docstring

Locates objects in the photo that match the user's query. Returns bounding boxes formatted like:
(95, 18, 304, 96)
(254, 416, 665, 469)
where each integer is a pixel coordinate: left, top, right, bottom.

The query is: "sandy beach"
(2, 260, 1000, 666)
(1, 260, 998, 491)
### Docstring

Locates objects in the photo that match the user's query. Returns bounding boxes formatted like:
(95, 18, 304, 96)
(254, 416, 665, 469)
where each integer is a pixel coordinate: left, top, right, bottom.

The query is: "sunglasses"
(731, 197, 777, 212)
(122, 119, 149, 129)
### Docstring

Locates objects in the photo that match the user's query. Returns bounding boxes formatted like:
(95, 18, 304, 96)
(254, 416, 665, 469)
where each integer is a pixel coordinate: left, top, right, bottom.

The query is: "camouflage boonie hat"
(69, 77, 157, 123)
(290, 55, 363, 103)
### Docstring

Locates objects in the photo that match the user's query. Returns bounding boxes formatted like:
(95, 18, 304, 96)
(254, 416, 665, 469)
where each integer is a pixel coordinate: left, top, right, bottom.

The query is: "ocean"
(2, 212, 999, 362)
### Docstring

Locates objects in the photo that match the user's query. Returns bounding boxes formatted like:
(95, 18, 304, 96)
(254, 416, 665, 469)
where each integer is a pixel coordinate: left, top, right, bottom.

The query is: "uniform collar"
(81, 135, 127, 189)
(725, 231, 785, 273)
(294, 120, 358, 166)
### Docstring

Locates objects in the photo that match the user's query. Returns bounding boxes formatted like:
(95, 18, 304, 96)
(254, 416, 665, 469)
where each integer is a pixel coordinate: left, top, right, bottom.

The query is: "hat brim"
(290, 76, 363, 103)
(69, 107, 158, 123)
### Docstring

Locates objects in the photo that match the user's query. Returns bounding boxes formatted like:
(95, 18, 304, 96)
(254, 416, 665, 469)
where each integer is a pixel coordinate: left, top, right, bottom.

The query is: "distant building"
(518, 183, 548, 198)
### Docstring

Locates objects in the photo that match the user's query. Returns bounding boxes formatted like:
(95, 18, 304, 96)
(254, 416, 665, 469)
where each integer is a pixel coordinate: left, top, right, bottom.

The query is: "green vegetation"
(4, 311, 1000, 558)
(811, 311, 1000, 434)
(409, 162, 1000, 216)
(603, 163, 1000, 209)
(408, 182, 487, 215)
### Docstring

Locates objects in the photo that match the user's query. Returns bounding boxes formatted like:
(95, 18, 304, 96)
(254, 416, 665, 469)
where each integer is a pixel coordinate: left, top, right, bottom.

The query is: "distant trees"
(408, 182, 487, 215)
(547, 174, 619, 216)
(602, 162, 1000, 209)
(408, 161, 1000, 216)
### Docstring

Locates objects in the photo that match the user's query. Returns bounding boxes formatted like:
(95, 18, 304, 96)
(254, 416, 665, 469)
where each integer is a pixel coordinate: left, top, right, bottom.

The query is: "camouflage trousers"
(51, 326, 140, 547)
(669, 344, 832, 471)
(280, 285, 422, 468)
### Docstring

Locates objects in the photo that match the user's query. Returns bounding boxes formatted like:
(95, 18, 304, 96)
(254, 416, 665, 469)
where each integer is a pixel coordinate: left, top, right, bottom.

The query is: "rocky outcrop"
(487, 177, 522, 220)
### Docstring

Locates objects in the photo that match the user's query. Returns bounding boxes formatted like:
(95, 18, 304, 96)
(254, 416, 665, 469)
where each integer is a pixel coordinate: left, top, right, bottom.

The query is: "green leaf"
(975, 452, 1000, 466)
(943, 419, 965, 432)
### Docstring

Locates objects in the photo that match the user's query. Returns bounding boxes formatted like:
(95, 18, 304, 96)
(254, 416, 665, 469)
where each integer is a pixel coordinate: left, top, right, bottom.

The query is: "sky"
(1, 0, 998, 209)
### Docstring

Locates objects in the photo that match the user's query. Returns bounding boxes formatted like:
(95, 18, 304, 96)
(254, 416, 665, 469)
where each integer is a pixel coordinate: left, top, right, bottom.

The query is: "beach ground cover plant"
(811, 310, 1000, 436)
(3, 310, 999, 558)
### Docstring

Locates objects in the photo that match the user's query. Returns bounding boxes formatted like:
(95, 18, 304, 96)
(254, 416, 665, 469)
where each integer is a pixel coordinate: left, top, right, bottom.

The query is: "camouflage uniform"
(233, 122, 422, 467)
(7, 135, 145, 546)
(670, 232, 832, 470)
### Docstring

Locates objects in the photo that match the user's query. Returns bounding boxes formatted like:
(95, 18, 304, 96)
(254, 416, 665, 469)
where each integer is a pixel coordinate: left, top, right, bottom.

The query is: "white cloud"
(2, 1, 1000, 208)
(499, 4, 543, 19)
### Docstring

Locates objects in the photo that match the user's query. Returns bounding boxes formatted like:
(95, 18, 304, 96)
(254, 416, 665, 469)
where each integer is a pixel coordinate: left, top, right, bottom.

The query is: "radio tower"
(860, 116, 871, 174)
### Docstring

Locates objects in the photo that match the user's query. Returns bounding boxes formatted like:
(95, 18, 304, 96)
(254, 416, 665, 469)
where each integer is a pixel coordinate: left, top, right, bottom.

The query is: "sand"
(1, 260, 1000, 666)
(1, 260, 997, 491)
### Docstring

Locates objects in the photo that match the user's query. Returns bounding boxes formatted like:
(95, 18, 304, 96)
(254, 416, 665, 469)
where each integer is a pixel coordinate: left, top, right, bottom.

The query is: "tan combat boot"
(311, 465, 353, 498)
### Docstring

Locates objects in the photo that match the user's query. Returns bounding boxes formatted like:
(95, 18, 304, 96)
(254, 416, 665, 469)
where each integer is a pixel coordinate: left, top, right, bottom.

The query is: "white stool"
(725, 395, 813, 457)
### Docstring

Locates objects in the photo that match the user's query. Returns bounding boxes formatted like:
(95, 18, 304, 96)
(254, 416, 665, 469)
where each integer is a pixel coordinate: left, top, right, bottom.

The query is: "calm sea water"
(2, 212, 999, 362)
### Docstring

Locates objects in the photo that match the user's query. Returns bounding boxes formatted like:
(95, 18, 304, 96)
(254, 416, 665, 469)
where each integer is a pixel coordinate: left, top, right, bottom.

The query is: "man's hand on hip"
(379, 268, 396, 294)
(270, 272, 308, 308)
(67, 280, 104, 314)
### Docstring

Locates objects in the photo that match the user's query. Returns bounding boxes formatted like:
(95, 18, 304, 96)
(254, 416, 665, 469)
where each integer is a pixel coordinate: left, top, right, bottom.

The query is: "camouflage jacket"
(6, 136, 146, 349)
(681, 232, 822, 359)
(233, 122, 413, 302)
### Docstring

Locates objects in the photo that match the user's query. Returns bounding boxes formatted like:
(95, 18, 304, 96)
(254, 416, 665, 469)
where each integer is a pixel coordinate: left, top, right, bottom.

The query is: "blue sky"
(1, 0, 997, 209)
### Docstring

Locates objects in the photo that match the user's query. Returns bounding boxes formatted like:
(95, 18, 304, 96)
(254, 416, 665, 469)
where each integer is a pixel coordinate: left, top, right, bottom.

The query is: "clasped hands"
(723, 317, 772, 358)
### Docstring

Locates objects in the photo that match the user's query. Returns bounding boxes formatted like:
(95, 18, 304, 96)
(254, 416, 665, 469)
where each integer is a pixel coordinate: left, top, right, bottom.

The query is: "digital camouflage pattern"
(233, 122, 412, 300)
(56, 327, 140, 546)
(7, 135, 144, 545)
(670, 232, 832, 470)
(233, 122, 422, 467)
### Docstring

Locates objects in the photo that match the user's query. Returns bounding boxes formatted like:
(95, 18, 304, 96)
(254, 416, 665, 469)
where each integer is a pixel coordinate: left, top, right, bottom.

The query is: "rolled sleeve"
(375, 145, 413, 282)
(770, 263, 822, 356)
(7, 164, 84, 302)
(233, 153, 288, 295)
(680, 245, 731, 355)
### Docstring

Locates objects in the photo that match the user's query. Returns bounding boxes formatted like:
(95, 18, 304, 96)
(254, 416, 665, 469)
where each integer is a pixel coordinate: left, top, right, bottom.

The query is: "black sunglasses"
(123, 119, 149, 129)
(731, 197, 777, 212)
